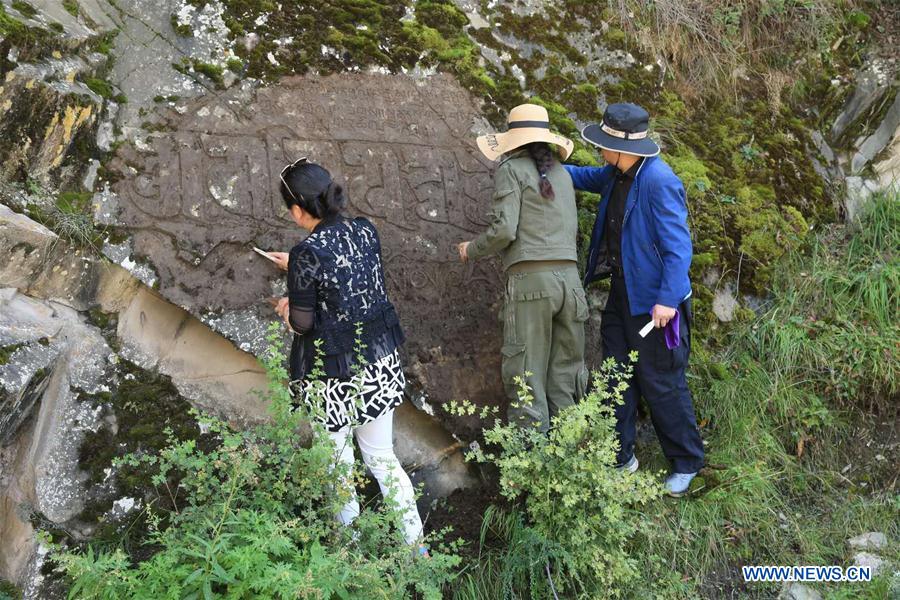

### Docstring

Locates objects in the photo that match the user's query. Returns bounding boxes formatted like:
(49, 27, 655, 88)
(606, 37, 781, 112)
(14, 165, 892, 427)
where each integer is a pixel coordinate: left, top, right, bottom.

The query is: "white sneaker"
(617, 454, 639, 473)
(664, 472, 697, 497)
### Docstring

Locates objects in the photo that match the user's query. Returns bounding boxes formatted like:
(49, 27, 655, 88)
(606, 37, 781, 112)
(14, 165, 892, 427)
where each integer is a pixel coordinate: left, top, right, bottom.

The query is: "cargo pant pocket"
(501, 343, 529, 406)
(572, 287, 589, 323)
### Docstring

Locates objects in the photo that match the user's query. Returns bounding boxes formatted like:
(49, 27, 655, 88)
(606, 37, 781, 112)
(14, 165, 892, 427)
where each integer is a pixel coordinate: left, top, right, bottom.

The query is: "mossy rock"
(0, 3, 59, 61)
(0, 343, 25, 366)
(190, 0, 837, 345)
(74, 336, 210, 543)
(62, 0, 79, 17)
(10, 1, 37, 19)
(731, 184, 809, 291)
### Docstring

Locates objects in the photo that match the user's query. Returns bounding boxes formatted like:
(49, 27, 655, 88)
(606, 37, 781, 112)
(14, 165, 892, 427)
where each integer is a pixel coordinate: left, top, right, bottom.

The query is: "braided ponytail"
(527, 142, 556, 199)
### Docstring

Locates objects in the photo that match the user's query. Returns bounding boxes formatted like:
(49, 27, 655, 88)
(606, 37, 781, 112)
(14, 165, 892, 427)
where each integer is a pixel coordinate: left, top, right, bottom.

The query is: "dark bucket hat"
(581, 103, 660, 157)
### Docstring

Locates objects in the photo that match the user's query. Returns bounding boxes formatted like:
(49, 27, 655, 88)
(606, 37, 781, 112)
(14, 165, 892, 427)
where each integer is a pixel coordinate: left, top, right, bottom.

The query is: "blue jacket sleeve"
(649, 176, 693, 308)
(564, 165, 613, 193)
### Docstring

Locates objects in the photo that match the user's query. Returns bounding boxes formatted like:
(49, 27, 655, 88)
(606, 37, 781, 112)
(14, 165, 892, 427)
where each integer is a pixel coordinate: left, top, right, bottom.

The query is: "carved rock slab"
(111, 73, 504, 419)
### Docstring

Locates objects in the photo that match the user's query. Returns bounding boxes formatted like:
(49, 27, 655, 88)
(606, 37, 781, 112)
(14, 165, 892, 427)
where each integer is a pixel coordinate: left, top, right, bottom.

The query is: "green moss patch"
(56, 190, 92, 214)
(75, 353, 210, 542)
(0, 2, 57, 59)
(0, 343, 25, 366)
(0, 579, 20, 600)
(169, 12, 192, 36)
(62, 0, 79, 17)
(10, 1, 37, 19)
(83, 77, 113, 98)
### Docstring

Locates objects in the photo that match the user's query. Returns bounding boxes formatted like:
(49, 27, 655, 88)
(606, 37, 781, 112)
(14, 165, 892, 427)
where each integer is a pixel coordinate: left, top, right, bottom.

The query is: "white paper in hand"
(252, 247, 277, 263)
(639, 320, 655, 338)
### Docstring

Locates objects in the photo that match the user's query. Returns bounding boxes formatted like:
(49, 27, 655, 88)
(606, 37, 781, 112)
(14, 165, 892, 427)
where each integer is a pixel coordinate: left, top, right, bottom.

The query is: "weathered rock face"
(823, 60, 900, 221)
(0, 68, 100, 186)
(0, 289, 113, 590)
(0, 203, 479, 588)
(108, 73, 505, 416)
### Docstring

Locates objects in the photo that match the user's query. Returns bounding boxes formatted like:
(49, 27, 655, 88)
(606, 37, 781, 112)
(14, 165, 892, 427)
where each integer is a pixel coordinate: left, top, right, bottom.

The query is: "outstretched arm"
(466, 165, 522, 260)
(564, 164, 613, 193)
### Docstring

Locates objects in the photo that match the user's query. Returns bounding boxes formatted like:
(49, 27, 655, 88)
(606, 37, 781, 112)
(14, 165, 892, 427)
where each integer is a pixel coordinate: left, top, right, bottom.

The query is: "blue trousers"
(601, 276, 705, 473)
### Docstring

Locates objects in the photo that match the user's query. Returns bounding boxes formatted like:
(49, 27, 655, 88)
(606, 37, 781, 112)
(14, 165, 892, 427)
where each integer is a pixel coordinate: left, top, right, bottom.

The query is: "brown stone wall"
(111, 73, 506, 423)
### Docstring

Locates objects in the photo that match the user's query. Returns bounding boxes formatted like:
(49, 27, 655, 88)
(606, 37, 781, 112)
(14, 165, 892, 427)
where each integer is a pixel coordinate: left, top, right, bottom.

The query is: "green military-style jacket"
(468, 149, 579, 270)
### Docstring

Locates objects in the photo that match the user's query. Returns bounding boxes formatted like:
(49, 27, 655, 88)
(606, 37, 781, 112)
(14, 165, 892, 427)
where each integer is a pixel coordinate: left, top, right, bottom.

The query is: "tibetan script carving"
(112, 74, 504, 406)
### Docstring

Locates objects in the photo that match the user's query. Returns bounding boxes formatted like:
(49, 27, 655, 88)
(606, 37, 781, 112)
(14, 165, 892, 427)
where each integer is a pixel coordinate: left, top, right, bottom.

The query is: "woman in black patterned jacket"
(269, 159, 426, 555)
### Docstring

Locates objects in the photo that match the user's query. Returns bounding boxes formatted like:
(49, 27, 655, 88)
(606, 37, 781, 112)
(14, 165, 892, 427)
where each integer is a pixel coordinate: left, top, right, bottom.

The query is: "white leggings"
(328, 409, 424, 545)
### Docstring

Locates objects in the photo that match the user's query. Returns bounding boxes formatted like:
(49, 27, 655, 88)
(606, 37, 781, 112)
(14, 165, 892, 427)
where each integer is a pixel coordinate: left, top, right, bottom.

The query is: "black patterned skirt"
(291, 350, 406, 432)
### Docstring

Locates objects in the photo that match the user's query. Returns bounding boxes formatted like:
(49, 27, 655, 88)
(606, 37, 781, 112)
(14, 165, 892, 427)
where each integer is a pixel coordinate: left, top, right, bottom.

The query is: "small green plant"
(84, 77, 114, 99)
(845, 10, 870, 30)
(49, 324, 460, 598)
(0, 343, 25, 366)
(62, 0, 79, 17)
(25, 178, 41, 195)
(739, 142, 762, 162)
(170, 13, 192, 36)
(450, 354, 666, 598)
(192, 60, 225, 87)
(0, 578, 20, 600)
(226, 57, 243, 73)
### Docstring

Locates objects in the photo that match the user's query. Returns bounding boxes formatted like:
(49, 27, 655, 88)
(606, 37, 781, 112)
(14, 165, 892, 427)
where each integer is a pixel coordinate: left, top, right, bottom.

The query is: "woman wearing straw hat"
(457, 104, 589, 432)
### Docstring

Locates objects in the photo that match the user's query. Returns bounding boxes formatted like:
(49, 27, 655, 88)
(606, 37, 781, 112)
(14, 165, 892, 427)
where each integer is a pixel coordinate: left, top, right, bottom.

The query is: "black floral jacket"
(287, 216, 404, 381)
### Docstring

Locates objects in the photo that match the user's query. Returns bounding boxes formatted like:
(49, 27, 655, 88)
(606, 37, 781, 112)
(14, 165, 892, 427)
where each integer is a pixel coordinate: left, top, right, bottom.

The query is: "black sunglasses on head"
(280, 157, 309, 202)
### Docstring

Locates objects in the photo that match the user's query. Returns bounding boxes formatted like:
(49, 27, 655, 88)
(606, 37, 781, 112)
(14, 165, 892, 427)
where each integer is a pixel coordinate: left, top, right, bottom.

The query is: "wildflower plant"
(449, 353, 664, 597)
(50, 323, 459, 599)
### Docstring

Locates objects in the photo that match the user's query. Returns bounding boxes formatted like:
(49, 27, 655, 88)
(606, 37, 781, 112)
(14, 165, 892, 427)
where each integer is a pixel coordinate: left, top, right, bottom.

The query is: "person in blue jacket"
(565, 103, 704, 496)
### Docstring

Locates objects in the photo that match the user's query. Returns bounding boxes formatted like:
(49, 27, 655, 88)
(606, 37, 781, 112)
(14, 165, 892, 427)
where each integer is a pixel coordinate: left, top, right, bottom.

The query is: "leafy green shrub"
(451, 356, 666, 598)
(49, 325, 459, 599)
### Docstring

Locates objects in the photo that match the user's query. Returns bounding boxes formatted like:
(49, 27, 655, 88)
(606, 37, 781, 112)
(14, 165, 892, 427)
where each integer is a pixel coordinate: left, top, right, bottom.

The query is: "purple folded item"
(664, 310, 680, 350)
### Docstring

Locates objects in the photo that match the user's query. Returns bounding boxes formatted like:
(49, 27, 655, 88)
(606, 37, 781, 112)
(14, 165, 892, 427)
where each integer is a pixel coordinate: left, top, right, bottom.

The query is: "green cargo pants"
(501, 261, 589, 432)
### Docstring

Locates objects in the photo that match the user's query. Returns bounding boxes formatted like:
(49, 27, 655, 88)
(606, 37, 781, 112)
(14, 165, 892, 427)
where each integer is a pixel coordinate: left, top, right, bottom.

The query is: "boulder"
(872, 123, 900, 189)
(847, 531, 888, 551)
(11, 0, 116, 39)
(843, 176, 882, 225)
(778, 582, 823, 600)
(0, 290, 112, 588)
(830, 63, 889, 143)
(0, 66, 102, 187)
(852, 552, 888, 576)
(712, 283, 738, 323)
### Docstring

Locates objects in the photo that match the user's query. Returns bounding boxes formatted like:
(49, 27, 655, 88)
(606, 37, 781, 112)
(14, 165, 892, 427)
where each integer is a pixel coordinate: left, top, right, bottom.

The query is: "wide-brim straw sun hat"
(476, 104, 574, 162)
(581, 102, 660, 157)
